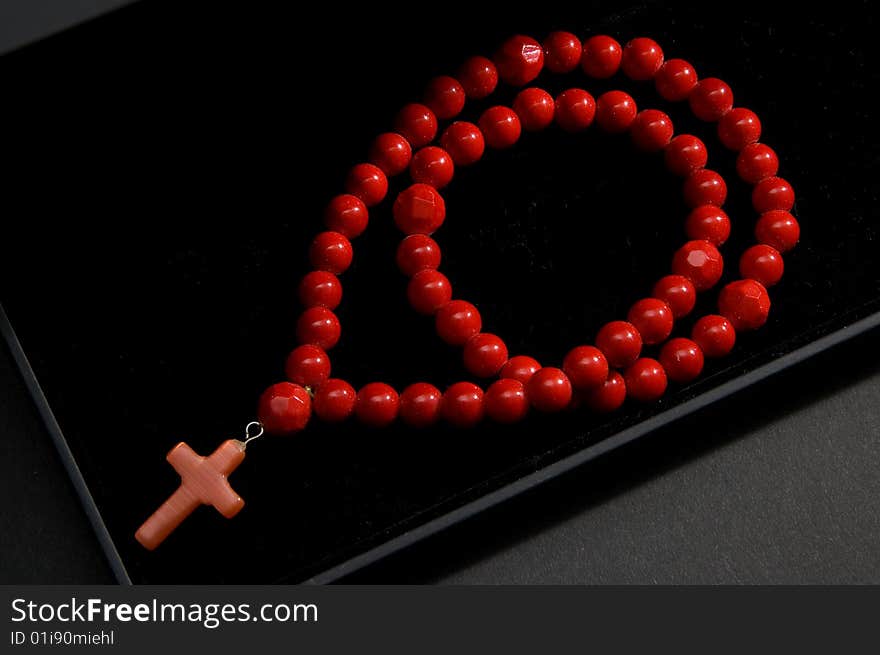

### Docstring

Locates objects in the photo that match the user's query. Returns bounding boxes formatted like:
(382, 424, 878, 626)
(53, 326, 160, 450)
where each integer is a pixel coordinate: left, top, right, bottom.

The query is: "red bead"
(752, 176, 795, 213)
(685, 205, 731, 246)
(527, 367, 573, 413)
(500, 355, 541, 384)
(424, 75, 466, 120)
(543, 31, 582, 73)
(665, 134, 708, 177)
(494, 35, 544, 86)
(463, 333, 509, 377)
(563, 345, 609, 390)
(356, 382, 400, 427)
(739, 244, 784, 287)
(718, 108, 762, 151)
(313, 378, 356, 422)
(442, 382, 485, 427)
(309, 231, 353, 275)
(581, 35, 622, 79)
(513, 87, 556, 131)
(683, 169, 727, 208)
(393, 183, 446, 235)
(554, 88, 596, 132)
(659, 338, 704, 383)
(596, 90, 638, 133)
(345, 163, 388, 207)
(627, 298, 674, 345)
(368, 132, 412, 177)
(736, 143, 779, 184)
(582, 370, 626, 413)
(621, 37, 664, 80)
(285, 344, 331, 388)
(672, 239, 724, 291)
(257, 382, 311, 435)
(689, 78, 733, 122)
(718, 279, 771, 331)
(691, 314, 736, 358)
(624, 358, 667, 402)
(435, 300, 482, 345)
(394, 103, 438, 149)
(479, 106, 522, 149)
(410, 146, 454, 189)
(630, 109, 674, 151)
(297, 306, 341, 350)
(396, 234, 442, 276)
(755, 210, 800, 253)
(652, 274, 697, 319)
(440, 121, 486, 166)
(399, 382, 442, 428)
(655, 58, 698, 101)
(458, 56, 498, 99)
(407, 269, 452, 315)
(595, 320, 643, 368)
(485, 379, 528, 423)
(325, 194, 368, 239)
(298, 270, 342, 310)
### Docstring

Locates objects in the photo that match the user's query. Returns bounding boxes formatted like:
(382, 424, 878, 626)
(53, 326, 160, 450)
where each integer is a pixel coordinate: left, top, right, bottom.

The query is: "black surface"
(0, 0, 878, 583)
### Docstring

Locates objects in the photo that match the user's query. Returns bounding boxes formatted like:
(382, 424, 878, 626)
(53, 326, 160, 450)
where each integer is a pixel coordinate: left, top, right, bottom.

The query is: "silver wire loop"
(242, 421, 265, 447)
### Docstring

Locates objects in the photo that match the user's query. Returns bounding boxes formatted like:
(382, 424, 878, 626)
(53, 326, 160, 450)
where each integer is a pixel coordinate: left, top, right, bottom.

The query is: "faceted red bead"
(297, 306, 341, 350)
(424, 75, 466, 120)
(368, 132, 412, 177)
(345, 163, 388, 207)
(752, 176, 795, 213)
(458, 56, 499, 99)
(325, 194, 368, 239)
(527, 367, 573, 413)
(399, 382, 443, 428)
(624, 358, 667, 402)
(582, 370, 627, 413)
(394, 103, 438, 149)
(485, 378, 529, 423)
(396, 234, 442, 276)
(356, 382, 400, 427)
(659, 338, 704, 383)
(683, 169, 727, 208)
(754, 210, 800, 253)
(494, 35, 544, 86)
(689, 78, 733, 121)
(621, 37, 664, 80)
(441, 382, 485, 427)
(513, 87, 556, 131)
(298, 270, 342, 310)
(665, 134, 708, 177)
(393, 183, 446, 235)
(595, 320, 643, 368)
(563, 345, 609, 390)
(581, 35, 622, 79)
(479, 106, 522, 149)
(543, 31, 582, 73)
(309, 231, 353, 275)
(627, 298, 674, 345)
(410, 146, 454, 189)
(630, 109, 674, 151)
(652, 274, 697, 319)
(285, 344, 331, 388)
(718, 279, 771, 331)
(313, 378, 357, 422)
(500, 355, 542, 384)
(435, 300, 482, 345)
(685, 205, 731, 246)
(554, 88, 596, 132)
(672, 240, 724, 291)
(257, 382, 312, 435)
(407, 269, 452, 315)
(739, 244, 784, 287)
(691, 314, 736, 358)
(655, 58, 698, 101)
(463, 333, 509, 378)
(595, 90, 638, 133)
(718, 108, 762, 151)
(736, 143, 779, 184)
(439, 121, 486, 166)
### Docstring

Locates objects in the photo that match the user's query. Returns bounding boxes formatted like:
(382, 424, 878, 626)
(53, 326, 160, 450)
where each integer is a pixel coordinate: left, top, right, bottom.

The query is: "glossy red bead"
(691, 314, 736, 358)
(313, 378, 357, 422)
(368, 132, 412, 177)
(683, 169, 727, 208)
(458, 56, 499, 99)
(652, 274, 697, 319)
(399, 382, 443, 428)
(718, 279, 771, 331)
(298, 270, 342, 310)
(345, 163, 388, 207)
(595, 90, 638, 133)
(627, 298, 674, 345)
(396, 234, 442, 276)
(621, 37, 664, 80)
(297, 306, 342, 350)
(394, 103, 438, 149)
(424, 75, 466, 120)
(440, 121, 486, 166)
(659, 338, 704, 383)
(664, 134, 708, 177)
(435, 300, 482, 345)
(582, 370, 627, 413)
(513, 87, 556, 131)
(630, 109, 674, 151)
(356, 382, 400, 427)
(543, 31, 582, 73)
(624, 358, 667, 402)
(393, 183, 446, 235)
(441, 382, 485, 427)
(655, 58, 698, 101)
(285, 344, 331, 388)
(736, 143, 779, 184)
(257, 382, 312, 435)
(554, 88, 596, 132)
(739, 244, 784, 287)
(563, 345, 609, 390)
(581, 35, 622, 79)
(595, 320, 643, 368)
(479, 106, 522, 149)
(672, 239, 724, 291)
(755, 210, 800, 253)
(407, 269, 453, 315)
(527, 367, 573, 413)
(410, 146, 454, 189)
(689, 78, 733, 122)
(685, 205, 731, 246)
(500, 355, 542, 384)
(752, 176, 795, 213)
(485, 378, 528, 424)
(494, 35, 544, 86)
(718, 108, 762, 151)
(464, 333, 509, 377)
(325, 194, 368, 239)
(309, 231, 353, 275)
